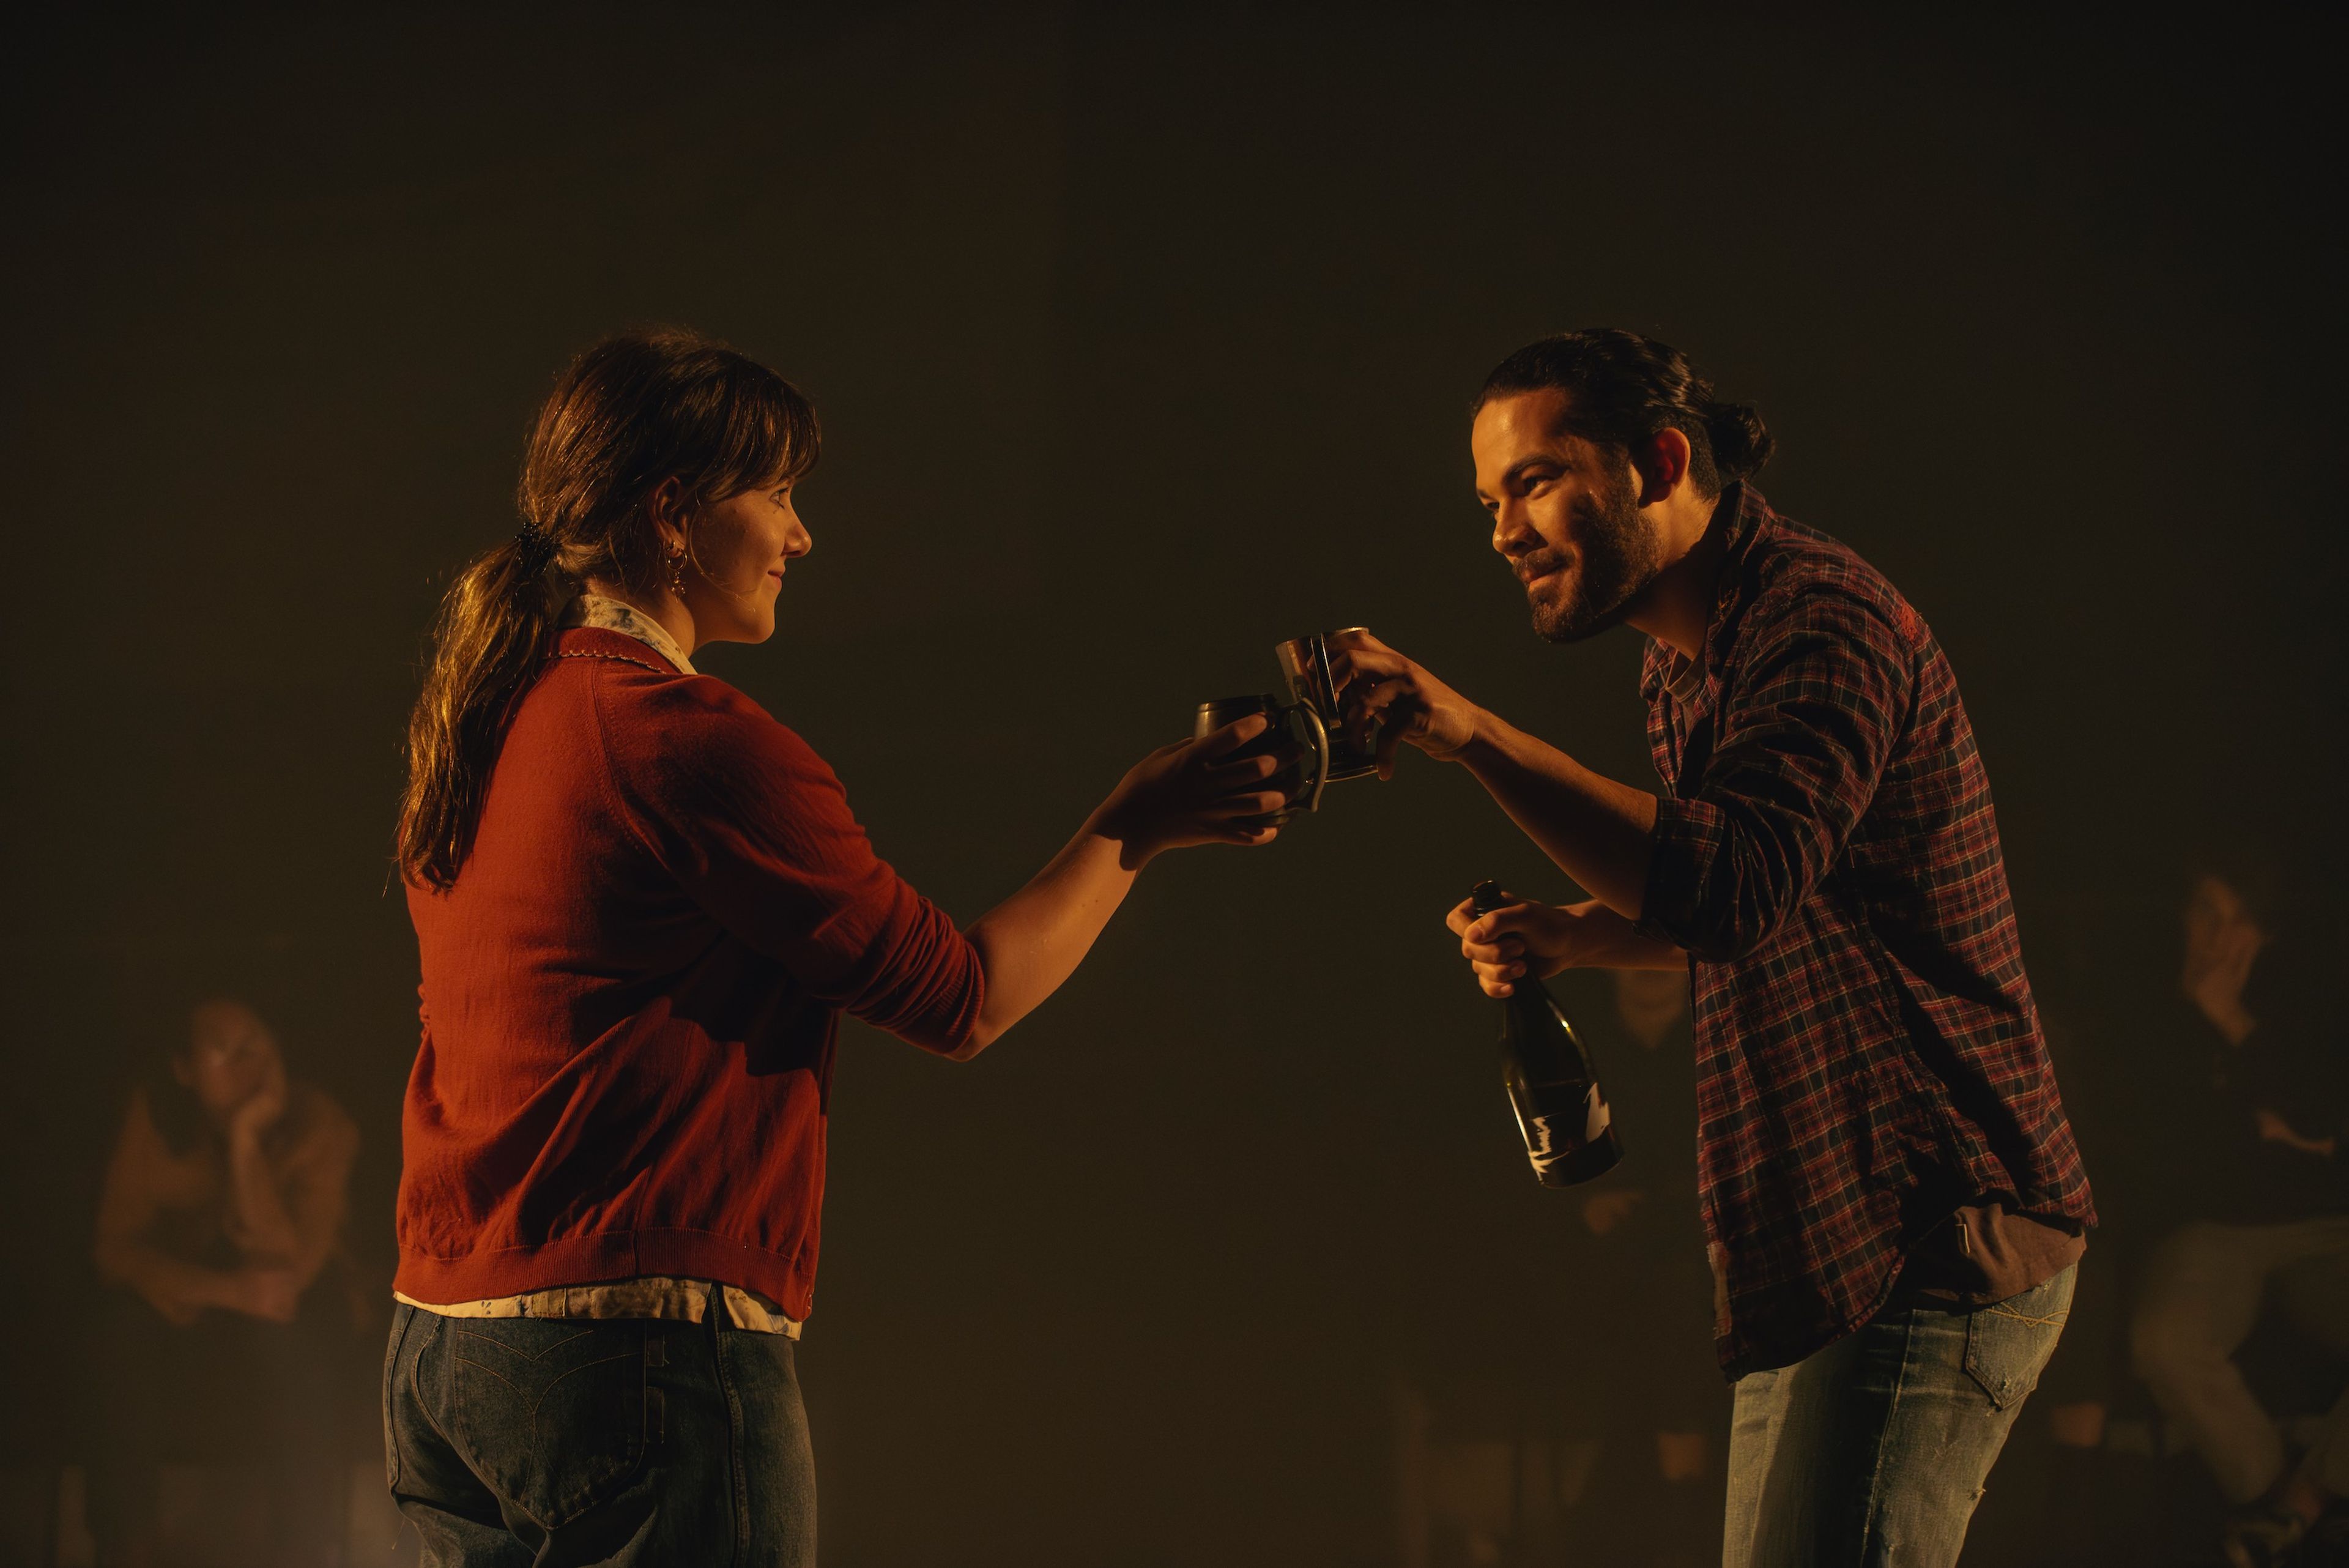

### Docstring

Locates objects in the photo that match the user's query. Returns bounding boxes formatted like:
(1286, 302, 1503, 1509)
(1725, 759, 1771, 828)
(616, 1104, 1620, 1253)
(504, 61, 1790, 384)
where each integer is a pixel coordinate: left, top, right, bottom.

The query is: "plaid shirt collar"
(1644, 481, 1768, 710)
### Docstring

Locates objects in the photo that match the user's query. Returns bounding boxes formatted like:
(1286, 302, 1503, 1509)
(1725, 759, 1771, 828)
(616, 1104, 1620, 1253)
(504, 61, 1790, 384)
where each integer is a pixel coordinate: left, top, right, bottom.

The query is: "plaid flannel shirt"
(1635, 484, 2093, 1377)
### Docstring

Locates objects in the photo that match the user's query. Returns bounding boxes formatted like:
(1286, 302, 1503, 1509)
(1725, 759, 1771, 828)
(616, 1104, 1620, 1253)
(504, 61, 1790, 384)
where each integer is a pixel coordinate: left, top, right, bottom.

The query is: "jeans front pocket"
(442, 1317, 647, 1526)
(1962, 1265, 2074, 1410)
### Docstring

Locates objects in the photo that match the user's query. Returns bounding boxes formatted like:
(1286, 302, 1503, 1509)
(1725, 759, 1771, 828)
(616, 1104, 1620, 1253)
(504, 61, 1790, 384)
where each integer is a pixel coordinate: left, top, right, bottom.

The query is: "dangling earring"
(667, 546, 688, 596)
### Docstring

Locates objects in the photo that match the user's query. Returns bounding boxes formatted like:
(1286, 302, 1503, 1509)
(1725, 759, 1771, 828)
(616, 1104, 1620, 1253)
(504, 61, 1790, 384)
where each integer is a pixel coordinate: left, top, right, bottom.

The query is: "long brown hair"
(397, 329, 819, 892)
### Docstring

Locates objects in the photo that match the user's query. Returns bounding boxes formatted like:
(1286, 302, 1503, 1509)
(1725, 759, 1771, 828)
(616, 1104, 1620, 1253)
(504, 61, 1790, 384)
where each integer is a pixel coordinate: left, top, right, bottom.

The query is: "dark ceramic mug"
(1192, 693, 1330, 827)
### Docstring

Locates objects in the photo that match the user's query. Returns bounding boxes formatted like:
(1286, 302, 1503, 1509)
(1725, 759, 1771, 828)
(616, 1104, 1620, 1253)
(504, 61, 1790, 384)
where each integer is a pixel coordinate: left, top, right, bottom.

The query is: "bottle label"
(1518, 1085, 1611, 1172)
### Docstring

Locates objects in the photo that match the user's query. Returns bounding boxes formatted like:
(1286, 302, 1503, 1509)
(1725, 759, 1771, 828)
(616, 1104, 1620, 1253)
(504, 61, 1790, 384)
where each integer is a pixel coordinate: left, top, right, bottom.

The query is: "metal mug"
(1192, 693, 1331, 825)
(1274, 628, 1381, 781)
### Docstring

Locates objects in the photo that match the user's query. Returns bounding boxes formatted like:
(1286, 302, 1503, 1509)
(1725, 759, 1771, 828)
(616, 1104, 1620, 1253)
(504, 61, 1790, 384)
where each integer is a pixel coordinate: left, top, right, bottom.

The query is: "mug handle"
(1288, 700, 1331, 814)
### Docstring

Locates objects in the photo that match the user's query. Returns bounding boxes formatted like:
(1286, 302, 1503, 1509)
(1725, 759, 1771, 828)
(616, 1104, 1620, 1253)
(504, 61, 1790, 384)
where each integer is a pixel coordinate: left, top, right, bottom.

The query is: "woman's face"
(680, 478, 812, 647)
(175, 1000, 281, 1120)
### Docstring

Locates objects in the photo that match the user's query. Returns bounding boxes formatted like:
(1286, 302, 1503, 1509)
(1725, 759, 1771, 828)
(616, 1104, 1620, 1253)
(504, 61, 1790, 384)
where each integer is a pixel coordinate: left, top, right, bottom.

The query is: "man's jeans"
(2129, 1216, 2349, 1504)
(383, 1300, 816, 1566)
(1723, 1263, 2074, 1567)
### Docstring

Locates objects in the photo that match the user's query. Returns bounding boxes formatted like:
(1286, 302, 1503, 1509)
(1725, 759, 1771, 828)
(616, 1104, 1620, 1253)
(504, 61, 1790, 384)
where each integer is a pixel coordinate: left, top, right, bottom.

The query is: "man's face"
(1472, 388, 1660, 643)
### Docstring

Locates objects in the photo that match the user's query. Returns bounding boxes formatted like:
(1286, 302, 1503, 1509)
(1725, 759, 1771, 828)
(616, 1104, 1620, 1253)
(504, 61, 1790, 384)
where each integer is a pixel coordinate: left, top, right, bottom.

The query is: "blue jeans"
(382, 1301, 816, 1566)
(1723, 1263, 2075, 1567)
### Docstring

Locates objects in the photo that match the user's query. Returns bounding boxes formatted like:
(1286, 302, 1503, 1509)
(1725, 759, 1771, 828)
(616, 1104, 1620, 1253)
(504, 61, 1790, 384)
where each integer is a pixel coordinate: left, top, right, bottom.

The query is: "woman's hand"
(962, 715, 1292, 1053)
(1325, 628, 1482, 778)
(1092, 714, 1293, 869)
(1445, 891, 1686, 995)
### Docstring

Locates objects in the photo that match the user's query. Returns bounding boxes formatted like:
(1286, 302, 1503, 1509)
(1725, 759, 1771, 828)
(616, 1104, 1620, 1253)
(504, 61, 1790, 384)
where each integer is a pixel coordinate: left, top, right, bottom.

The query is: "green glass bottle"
(1472, 880, 1623, 1187)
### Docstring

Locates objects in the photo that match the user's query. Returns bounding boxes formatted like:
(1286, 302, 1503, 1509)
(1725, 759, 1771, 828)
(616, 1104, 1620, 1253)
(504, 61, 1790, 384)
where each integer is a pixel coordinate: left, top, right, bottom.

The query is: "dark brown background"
(4, 4, 2342, 1562)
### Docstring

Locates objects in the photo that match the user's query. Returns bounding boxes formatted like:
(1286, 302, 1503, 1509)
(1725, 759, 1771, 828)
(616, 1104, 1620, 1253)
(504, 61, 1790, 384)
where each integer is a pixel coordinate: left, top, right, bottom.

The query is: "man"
(1332, 329, 2093, 1567)
(2127, 856, 2349, 1566)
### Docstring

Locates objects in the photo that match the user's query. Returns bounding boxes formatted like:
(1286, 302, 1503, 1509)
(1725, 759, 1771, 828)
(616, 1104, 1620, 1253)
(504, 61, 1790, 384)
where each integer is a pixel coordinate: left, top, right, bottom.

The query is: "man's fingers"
(1460, 935, 1524, 965)
(1325, 632, 1399, 697)
(1326, 641, 1402, 691)
(1453, 896, 1529, 943)
(1463, 899, 1531, 943)
(1453, 892, 1542, 993)
(1373, 713, 1412, 779)
(1350, 676, 1414, 721)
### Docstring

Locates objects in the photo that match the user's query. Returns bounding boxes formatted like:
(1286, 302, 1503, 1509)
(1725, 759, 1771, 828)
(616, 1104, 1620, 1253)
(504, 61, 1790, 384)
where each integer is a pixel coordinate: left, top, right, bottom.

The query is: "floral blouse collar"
(560, 592, 696, 675)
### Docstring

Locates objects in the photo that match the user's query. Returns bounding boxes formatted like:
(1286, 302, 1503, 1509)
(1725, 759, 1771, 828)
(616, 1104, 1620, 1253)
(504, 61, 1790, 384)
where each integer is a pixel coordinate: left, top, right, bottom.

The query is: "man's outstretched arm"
(1332, 601, 1911, 962)
(1329, 628, 1658, 918)
(1453, 710, 1660, 919)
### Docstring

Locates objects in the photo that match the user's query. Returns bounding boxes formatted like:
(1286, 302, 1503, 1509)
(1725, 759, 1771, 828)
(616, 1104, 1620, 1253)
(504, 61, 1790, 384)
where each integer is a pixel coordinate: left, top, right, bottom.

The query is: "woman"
(383, 329, 1284, 1562)
(92, 997, 361, 1567)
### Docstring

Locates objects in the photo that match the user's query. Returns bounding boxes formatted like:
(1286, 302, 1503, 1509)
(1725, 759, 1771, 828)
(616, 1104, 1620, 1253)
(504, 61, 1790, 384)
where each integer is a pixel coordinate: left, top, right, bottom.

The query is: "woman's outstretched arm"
(960, 715, 1286, 1054)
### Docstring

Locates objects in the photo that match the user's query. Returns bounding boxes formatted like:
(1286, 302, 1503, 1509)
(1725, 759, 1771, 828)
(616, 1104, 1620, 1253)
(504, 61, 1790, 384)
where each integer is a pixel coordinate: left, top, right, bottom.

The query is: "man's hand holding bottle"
(1447, 890, 1683, 995)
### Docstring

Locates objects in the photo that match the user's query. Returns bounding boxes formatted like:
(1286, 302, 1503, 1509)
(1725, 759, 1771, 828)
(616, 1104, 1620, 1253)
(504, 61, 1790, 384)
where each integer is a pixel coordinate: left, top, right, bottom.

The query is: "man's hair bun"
(1477, 329, 1772, 496)
(1701, 399, 1774, 484)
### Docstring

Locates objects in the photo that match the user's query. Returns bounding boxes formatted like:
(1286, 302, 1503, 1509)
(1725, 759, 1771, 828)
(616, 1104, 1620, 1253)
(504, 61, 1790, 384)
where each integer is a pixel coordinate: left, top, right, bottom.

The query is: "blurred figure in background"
(90, 997, 361, 1567)
(2126, 856, 2349, 1566)
(2016, 1005, 2138, 1562)
(1569, 967, 1724, 1567)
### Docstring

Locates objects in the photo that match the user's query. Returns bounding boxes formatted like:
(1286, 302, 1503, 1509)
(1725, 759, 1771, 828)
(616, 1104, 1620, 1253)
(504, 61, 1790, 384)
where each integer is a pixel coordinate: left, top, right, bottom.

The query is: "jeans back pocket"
(1962, 1266, 2074, 1410)
(439, 1316, 647, 1525)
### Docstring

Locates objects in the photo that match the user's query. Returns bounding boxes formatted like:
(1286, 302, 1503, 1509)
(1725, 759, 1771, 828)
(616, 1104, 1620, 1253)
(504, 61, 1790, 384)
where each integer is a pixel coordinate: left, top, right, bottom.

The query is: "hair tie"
(513, 522, 558, 576)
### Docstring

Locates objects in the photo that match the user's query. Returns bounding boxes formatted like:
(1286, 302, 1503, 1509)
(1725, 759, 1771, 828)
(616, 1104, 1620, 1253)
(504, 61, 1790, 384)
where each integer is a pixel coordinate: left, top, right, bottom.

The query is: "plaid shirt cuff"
(1635, 793, 1728, 953)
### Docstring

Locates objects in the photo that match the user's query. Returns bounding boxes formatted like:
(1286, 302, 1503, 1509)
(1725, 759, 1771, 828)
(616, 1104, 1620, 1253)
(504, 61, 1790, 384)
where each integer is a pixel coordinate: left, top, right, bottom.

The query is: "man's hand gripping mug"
(1274, 628, 1382, 782)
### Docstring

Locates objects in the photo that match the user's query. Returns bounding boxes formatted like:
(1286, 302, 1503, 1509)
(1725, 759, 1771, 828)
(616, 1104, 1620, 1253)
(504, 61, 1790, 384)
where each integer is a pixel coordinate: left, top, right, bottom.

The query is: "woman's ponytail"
(394, 329, 818, 893)
(396, 531, 575, 892)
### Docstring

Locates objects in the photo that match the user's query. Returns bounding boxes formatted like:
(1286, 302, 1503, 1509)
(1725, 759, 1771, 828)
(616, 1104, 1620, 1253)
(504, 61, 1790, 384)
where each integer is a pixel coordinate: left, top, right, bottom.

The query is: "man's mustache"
(1514, 549, 1571, 585)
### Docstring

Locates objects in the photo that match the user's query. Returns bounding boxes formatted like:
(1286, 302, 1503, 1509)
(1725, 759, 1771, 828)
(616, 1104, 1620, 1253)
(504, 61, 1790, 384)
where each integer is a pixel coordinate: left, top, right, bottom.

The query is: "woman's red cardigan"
(395, 627, 983, 1320)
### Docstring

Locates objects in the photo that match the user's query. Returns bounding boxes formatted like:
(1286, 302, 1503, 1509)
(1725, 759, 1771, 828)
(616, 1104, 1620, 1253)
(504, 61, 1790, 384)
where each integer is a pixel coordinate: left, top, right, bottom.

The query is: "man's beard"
(1523, 470, 1661, 644)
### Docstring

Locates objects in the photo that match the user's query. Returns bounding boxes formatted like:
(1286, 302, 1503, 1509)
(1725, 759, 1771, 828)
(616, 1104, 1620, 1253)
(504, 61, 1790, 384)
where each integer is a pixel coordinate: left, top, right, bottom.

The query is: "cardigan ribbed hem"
(395, 1226, 817, 1323)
